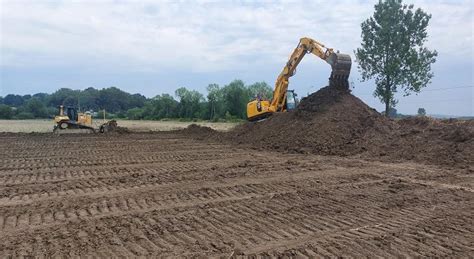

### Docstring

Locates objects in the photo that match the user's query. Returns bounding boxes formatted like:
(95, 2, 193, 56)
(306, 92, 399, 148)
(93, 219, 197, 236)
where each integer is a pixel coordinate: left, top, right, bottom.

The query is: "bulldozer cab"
(66, 107, 78, 121)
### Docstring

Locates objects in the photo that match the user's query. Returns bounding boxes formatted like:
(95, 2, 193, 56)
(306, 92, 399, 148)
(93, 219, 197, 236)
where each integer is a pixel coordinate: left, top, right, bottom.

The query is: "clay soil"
(227, 86, 473, 168)
(0, 132, 473, 257)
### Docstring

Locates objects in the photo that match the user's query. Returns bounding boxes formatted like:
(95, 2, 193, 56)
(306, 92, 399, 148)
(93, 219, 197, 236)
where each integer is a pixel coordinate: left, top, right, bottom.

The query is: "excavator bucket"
(327, 52, 352, 80)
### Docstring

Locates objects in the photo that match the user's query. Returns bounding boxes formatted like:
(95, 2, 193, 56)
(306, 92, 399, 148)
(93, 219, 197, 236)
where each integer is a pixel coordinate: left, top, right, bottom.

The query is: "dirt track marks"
(0, 132, 472, 257)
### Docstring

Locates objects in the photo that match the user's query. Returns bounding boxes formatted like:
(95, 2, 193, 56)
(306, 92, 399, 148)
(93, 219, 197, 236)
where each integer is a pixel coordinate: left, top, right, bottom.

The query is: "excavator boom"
(247, 37, 351, 121)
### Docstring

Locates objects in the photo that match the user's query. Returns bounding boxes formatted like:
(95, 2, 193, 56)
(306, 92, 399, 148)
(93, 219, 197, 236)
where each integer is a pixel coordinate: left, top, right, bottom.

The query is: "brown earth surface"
(0, 132, 473, 257)
(224, 86, 474, 168)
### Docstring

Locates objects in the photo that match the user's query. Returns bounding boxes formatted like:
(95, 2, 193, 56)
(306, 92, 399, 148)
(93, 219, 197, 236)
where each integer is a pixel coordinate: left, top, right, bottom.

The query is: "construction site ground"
(0, 132, 472, 257)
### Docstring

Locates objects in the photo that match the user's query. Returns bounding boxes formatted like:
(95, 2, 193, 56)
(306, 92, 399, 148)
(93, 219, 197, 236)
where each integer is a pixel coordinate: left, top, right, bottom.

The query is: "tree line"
(0, 80, 272, 121)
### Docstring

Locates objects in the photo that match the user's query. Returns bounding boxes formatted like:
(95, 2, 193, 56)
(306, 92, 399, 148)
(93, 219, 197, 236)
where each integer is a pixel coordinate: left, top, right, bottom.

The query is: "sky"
(0, 0, 473, 116)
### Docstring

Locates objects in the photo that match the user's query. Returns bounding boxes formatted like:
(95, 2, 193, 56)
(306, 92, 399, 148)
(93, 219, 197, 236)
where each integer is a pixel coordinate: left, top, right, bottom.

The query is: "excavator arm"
(269, 37, 352, 112)
(246, 37, 351, 120)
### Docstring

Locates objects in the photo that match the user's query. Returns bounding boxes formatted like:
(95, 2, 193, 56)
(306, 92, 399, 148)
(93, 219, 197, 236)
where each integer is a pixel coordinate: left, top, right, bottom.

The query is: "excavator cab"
(247, 89, 298, 121)
(286, 90, 297, 111)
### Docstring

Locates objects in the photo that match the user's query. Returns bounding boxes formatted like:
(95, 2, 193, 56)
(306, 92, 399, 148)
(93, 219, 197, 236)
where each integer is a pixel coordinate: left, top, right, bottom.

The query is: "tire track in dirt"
(2, 184, 470, 257)
(0, 162, 312, 205)
(0, 167, 385, 231)
(0, 142, 228, 161)
(0, 132, 472, 257)
(0, 149, 254, 171)
(249, 205, 474, 258)
(0, 158, 264, 185)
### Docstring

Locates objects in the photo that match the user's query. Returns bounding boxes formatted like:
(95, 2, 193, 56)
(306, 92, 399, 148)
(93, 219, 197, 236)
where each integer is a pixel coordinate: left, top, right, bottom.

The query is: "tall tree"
(222, 80, 249, 119)
(417, 107, 426, 116)
(355, 0, 437, 116)
(0, 104, 13, 119)
(247, 82, 273, 100)
(206, 84, 223, 120)
(25, 97, 48, 118)
(175, 87, 204, 118)
(3, 94, 25, 106)
(48, 88, 80, 107)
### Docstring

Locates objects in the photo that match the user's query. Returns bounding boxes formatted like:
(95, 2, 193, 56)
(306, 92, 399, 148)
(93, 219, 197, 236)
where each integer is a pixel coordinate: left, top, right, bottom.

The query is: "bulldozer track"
(0, 132, 472, 257)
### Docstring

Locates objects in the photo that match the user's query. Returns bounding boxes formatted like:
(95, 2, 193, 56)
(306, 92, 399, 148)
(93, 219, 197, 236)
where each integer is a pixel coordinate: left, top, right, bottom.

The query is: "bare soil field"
(0, 119, 238, 133)
(0, 132, 472, 257)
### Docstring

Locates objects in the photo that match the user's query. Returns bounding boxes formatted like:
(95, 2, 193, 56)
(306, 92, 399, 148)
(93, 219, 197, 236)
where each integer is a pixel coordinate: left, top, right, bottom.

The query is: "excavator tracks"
(0, 132, 472, 257)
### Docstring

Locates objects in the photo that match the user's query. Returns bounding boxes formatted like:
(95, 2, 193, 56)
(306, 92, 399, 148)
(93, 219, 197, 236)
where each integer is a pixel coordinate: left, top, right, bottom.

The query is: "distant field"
(0, 119, 239, 133)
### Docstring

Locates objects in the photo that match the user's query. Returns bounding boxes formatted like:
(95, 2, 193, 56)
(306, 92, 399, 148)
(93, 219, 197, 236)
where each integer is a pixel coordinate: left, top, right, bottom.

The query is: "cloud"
(2, 0, 470, 73)
(0, 0, 472, 115)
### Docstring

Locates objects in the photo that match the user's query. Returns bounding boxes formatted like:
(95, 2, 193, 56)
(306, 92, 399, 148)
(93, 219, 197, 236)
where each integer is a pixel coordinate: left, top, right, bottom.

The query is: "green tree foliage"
(206, 84, 223, 120)
(99, 87, 134, 113)
(16, 112, 35, 119)
(175, 87, 205, 119)
(0, 104, 13, 119)
(3, 94, 25, 106)
(126, 107, 145, 120)
(0, 79, 271, 120)
(79, 87, 101, 111)
(417, 107, 426, 116)
(141, 94, 179, 120)
(48, 88, 80, 107)
(24, 97, 48, 118)
(222, 80, 250, 119)
(355, 0, 437, 116)
(32, 93, 49, 103)
(248, 81, 273, 100)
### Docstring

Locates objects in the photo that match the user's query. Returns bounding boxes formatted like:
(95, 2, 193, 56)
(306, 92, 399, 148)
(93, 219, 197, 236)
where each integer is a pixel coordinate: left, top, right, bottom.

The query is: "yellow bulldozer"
(247, 37, 352, 121)
(53, 105, 117, 133)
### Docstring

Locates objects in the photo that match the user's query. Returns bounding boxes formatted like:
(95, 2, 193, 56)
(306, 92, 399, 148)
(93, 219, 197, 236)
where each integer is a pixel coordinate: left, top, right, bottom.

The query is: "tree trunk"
(384, 76, 391, 117)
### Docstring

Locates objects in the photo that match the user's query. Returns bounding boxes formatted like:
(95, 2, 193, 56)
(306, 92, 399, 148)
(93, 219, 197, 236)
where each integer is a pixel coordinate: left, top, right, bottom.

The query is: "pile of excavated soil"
(109, 126, 131, 134)
(193, 85, 473, 167)
(229, 86, 395, 156)
(178, 124, 217, 140)
(393, 117, 473, 167)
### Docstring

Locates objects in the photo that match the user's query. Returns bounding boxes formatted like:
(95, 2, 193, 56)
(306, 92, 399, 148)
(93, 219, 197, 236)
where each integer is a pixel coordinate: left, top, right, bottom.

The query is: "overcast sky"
(1, 0, 473, 116)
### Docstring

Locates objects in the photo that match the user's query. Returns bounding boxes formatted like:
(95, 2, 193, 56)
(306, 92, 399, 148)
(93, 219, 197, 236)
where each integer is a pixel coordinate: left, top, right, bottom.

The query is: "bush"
(0, 104, 13, 119)
(126, 107, 144, 120)
(16, 112, 35, 119)
(25, 98, 48, 118)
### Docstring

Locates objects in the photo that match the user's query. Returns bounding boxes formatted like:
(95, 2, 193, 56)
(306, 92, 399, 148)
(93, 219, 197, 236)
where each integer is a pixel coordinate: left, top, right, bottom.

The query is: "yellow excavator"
(247, 37, 352, 121)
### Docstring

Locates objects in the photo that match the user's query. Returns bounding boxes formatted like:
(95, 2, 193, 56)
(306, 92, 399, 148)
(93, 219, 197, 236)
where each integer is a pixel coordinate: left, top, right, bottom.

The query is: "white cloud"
(2, 0, 471, 73)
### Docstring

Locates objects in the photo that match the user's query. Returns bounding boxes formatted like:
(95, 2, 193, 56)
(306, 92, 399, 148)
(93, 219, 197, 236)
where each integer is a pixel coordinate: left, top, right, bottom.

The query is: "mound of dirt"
(178, 124, 216, 140)
(222, 85, 473, 167)
(111, 126, 131, 134)
(228, 86, 394, 155)
(394, 117, 473, 166)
